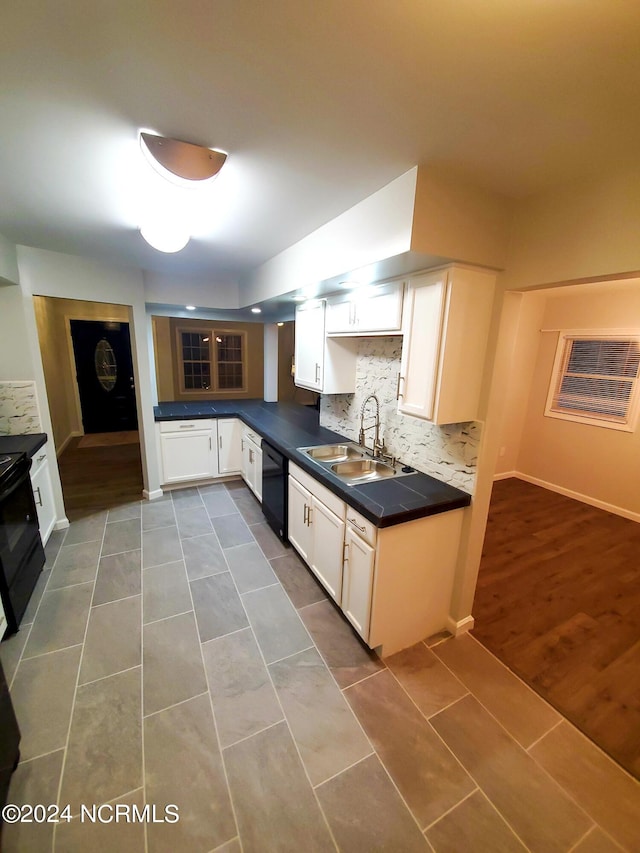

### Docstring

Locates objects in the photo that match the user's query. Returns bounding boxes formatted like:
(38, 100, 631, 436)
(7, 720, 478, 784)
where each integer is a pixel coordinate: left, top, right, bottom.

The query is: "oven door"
(0, 464, 40, 590)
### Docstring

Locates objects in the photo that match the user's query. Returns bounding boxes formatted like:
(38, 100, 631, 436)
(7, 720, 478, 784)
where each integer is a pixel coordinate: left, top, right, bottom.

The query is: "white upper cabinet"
(326, 281, 404, 336)
(294, 300, 356, 394)
(398, 266, 496, 425)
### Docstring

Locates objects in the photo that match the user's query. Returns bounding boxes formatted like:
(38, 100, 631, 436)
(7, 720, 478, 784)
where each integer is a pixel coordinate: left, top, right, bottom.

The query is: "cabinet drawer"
(345, 509, 377, 548)
(289, 461, 345, 520)
(31, 444, 49, 475)
(159, 419, 211, 433)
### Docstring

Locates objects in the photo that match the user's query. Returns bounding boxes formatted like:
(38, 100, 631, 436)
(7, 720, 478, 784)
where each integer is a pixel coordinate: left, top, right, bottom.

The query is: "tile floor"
(1, 480, 639, 852)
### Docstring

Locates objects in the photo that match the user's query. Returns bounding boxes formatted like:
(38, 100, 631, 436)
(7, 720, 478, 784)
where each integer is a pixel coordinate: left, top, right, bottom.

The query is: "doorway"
(33, 297, 144, 520)
(69, 319, 138, 434)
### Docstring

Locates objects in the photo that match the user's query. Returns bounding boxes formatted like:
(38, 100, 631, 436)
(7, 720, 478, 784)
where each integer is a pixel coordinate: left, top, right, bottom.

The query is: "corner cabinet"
(30, 443, 56, 544)
(294, 300, 357, 394)
(398, 265, 496, 425)
(325, 281, 404, 336)
(158, 419, 218, 485)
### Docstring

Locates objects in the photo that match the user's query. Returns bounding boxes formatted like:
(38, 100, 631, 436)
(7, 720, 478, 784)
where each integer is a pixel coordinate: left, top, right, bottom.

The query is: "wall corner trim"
(143, 488, 164, 501)
(446, 614, 475, 636)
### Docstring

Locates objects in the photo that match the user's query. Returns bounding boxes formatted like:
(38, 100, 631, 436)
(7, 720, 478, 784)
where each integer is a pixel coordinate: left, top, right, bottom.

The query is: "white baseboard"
(56, 431, 82, 457)
(493, 470, 518, 482)
(143, 488, 164, 501)
(446, 615, 475, 636)
(507, 471, 640, 524)
(54, 517, 70, 530)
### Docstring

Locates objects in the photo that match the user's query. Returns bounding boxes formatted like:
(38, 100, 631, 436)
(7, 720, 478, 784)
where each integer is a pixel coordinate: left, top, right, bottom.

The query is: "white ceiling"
(2, 1, 639, 284)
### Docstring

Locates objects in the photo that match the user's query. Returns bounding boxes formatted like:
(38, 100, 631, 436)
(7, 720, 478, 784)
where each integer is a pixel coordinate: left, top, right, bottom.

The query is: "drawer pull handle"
(348, 517, 367, 533)
(179, 424, 195, 429)
(219, 435, 222, 449)
(36, 454, 46, 463)
(396, 374, 404, 400)
(34, 486, 42, 507)
(303, 504, 308, 524)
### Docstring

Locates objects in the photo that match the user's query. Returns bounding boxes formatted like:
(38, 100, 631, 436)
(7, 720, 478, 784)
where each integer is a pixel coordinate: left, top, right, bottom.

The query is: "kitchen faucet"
(358, 394, 386, 458)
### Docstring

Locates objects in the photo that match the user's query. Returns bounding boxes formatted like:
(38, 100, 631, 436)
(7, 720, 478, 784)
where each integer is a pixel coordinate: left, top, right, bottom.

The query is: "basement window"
(545, 333, 640, 431)
(177, 328, 247, 394)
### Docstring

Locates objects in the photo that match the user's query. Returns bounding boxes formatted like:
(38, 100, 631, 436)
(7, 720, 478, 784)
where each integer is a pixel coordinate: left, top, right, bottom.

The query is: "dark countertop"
(0, 433, 47, 458)
(155, 400, 471, 527)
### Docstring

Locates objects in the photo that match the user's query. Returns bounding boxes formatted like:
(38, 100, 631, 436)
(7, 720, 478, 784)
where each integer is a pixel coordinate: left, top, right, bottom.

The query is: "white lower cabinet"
(159, 420, 218, 485)
(342, 527, 375, 639)
(287, 475, 313, 563)
(288, 461, 465, 656)
(217, 418, 242, 474)
(30, 444, 56, 544)
(241, 426, 262, 501)
(288, 469, 345, 604)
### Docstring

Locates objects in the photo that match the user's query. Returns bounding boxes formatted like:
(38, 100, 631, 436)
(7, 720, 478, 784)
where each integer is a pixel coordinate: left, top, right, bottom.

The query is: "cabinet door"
(342, 528, 375, 641)
(398, 271, 446, 421)
(287, 475, 313, 563)
(218, 419, 242, 474)
(308, 497, 345, 603)
(160, 429, 216, 484)
(325, 296, 355, 334)
(31, 456, 56, 544)
(252, 444, 263, 502)
(355, 281, 404, 333)
(294, 301, 325, 390)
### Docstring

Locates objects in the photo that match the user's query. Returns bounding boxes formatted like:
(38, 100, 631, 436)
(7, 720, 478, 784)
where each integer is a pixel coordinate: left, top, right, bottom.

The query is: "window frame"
(544, 331, 640, 432)
(175, 326, 248, 396)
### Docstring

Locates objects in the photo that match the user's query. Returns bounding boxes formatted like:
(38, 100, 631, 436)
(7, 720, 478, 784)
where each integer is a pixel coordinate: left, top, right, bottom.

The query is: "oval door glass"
(95, 339, 117, 391)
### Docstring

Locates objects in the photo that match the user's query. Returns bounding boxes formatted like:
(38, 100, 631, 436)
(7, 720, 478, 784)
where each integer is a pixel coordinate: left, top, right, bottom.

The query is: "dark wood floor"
(473, 477, 640, 780)
(58, 436, 143, 521)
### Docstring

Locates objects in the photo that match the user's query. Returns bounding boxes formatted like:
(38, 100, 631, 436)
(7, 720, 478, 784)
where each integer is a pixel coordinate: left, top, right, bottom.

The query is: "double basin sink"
(298, 443, 415, 485)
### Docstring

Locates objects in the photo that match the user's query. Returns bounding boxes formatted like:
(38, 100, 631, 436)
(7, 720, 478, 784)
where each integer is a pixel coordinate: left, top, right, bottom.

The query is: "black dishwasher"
(261, 441, 288, 542)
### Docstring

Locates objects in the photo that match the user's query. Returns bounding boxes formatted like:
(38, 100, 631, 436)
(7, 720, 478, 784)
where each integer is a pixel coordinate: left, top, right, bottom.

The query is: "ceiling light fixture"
(138, 130, 227, 253)
(185, 305, 196, 311)
(140, 132, 227, 187)
(251, 307, 262, 314)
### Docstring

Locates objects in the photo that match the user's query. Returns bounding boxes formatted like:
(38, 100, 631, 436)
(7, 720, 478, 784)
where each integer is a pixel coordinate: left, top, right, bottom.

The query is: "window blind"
(550, 337, 640, 424)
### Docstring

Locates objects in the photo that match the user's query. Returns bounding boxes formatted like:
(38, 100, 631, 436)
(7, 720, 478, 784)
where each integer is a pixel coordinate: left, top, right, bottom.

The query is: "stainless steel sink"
(303, 444, 365, 463)
(331, 458, 397, 483)
(298, 443, 416, 484)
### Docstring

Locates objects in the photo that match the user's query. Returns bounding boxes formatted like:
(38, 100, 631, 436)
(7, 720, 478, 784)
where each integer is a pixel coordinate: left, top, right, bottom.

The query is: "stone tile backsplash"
(319, 337, 480, 492)
(0, 381, 42, 434)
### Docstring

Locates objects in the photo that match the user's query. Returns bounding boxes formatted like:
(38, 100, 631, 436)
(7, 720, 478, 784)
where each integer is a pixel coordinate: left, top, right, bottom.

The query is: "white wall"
(0, 233, 19, 285)
(144, 270, 241, 309)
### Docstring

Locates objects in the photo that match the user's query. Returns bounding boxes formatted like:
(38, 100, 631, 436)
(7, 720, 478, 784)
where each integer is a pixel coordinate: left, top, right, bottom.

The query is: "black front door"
(70, 320, 138, 434)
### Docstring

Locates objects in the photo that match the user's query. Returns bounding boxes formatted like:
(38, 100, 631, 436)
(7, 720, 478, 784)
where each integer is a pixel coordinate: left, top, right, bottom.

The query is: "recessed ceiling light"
(276, 322, 284, 327)
(185, 305, 196, 311)
(251, 307, 262, 314)
(293, 295, 306, 302)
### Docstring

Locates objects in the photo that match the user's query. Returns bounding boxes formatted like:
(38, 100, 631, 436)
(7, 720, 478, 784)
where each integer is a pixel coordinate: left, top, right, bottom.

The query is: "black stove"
(0, 451, 44, 637)
(0, 453, 23, 482)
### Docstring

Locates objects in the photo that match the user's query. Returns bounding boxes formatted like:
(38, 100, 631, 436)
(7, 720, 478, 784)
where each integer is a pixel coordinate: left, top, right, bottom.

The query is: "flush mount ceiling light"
(185, 305, 197, 311)
(140, 132, 227, 186)
(251, 307, 262, 314)
(138, 131, 227, 253)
